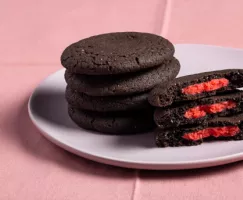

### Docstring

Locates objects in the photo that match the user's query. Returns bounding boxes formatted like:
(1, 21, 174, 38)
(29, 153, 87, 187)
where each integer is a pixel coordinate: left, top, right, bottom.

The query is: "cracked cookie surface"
(61, 32, 175, 75)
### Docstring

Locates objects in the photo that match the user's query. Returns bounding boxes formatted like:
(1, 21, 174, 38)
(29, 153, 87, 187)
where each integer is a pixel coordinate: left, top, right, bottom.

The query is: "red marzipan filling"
(184, 101, 236, 119)
(182, 78, 229, 95)
(182, 126, 240, 141)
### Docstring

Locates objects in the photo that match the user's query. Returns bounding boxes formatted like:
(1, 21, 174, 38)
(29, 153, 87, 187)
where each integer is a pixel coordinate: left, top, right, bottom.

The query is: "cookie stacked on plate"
(149, 69, 243, 147)
(61, 32, 180, 134)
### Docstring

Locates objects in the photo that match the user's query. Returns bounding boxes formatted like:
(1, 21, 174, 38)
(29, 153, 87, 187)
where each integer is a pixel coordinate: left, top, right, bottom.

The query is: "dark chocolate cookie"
(154, 90, 243, 129)
(149, 69, 243, 107)
(65, 86, 151, 112)
(61, 32, 175, 75)
(68, 106, 155, 134)
(155, 113, 243, 147)
(65, 58, 180, 96)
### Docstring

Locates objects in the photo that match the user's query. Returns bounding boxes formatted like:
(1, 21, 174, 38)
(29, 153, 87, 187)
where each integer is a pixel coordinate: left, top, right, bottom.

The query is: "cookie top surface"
(61, 32, 175, 75)
(209, 112, 243, 124)
(65, 58, 180, 96)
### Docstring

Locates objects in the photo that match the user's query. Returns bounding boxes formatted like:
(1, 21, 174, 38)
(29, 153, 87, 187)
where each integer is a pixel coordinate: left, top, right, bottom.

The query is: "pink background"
(1, 0, 243, 199)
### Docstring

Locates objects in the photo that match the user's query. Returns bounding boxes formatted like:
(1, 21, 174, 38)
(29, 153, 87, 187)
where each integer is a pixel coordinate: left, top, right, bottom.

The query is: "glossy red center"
(184, 101, 236, 119)
(182, 78, 229, 95)
(182, 126, 240, 141)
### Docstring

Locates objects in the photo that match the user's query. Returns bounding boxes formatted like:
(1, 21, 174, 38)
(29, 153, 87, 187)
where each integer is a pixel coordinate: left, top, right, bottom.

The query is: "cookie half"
(61, 32, 175, 75)
(65, 86, 151, 112)
(155, 113, 243, 147)
(68, 106, 155, 134)
(65, 58, 180, 96)
(149, 69, 243, 107)
(154, 90, 243, 129)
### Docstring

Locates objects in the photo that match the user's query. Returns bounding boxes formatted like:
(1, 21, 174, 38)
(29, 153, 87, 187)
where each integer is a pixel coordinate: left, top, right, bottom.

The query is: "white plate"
(28, 44, 243, 170)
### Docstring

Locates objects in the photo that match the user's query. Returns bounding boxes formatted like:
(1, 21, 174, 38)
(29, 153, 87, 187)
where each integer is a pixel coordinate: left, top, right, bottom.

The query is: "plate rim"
(28, 44, 243, 170)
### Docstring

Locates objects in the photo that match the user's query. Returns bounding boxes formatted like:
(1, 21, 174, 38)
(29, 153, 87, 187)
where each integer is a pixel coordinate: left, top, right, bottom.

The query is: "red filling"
(182, 78, 229, 95)
(184, 101, 236, 119)
(182, 126, 240, 141)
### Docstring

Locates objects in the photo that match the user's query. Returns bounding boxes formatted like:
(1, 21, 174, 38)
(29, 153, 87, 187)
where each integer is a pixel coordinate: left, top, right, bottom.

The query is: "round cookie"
(68, 106, 155, 134)
(65, 86, 151, 112)
(61, 32, 175, 75)
(65, 58, 180, 96)
(149, 69, 243, 108)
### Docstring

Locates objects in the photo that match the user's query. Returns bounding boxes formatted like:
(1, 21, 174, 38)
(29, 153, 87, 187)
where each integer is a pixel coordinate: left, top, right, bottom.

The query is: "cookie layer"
(68, 106, 155, 134)
(61, 32, 175, 75)
(155, 113, 243, 147)
(65, 58, 180, 96)
(149, 69, 243, 107)
(65, 86, 151, 112)
(154, 90, 243, 129)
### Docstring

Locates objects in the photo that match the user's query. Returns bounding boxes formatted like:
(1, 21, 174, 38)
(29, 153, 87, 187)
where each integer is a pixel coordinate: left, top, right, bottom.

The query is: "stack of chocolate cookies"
(61, 32, 180, 134)
(149, 69, 243, 147)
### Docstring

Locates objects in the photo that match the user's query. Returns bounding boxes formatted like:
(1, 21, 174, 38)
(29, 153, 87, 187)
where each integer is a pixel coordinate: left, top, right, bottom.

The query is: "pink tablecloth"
(1, 0, 243, 199)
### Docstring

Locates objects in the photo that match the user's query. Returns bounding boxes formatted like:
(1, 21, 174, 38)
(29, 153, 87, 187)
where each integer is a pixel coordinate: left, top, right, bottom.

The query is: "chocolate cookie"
(68, 106, 155, 134)
(149, 69, 243, 107)
(154, 90, 243, 129)
(65, 86, 151, 112)
(65, 58, 180, 96)
(61, 32, 175, 75)
(155, 113, 243, 147)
